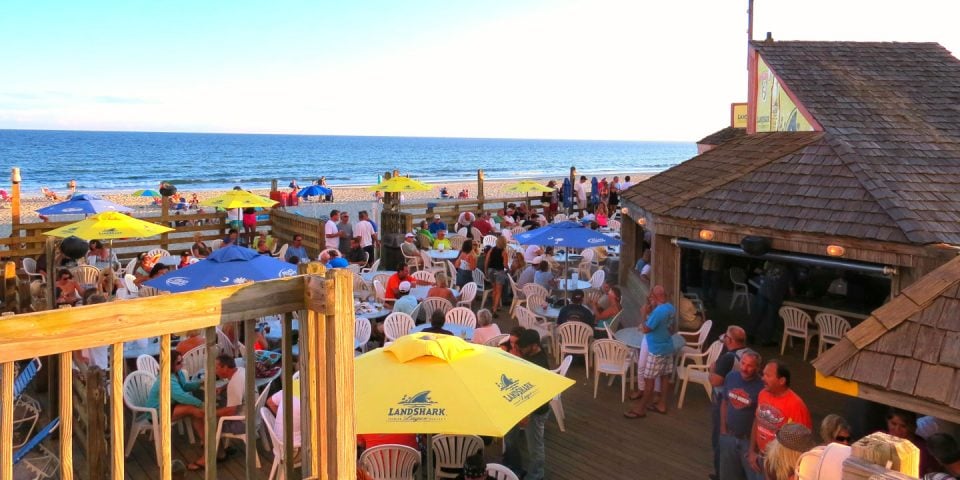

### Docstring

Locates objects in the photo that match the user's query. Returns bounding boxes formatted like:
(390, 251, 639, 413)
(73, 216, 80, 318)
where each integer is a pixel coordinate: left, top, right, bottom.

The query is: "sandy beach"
(1, 173, 651, 233)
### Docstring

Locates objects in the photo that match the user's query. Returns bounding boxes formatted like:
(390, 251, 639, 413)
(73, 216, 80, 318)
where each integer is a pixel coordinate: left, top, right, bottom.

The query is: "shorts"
(643, 353, 675, 379)
(229, 220, 242, 230)
(488, 269, 508, 285)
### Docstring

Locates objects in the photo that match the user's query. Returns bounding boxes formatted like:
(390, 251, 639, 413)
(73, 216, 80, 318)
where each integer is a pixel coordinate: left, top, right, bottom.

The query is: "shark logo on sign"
(497, 373, 537, 405)
(166, 277, 190, 287)
(388, 391, 446, 423)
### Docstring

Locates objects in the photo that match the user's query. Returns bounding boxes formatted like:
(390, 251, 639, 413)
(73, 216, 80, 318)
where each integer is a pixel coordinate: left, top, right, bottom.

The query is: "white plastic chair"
(361, 258, 381, 274)
(486, 463, 519, 480)
(556, 321, 592, 378)
(274, 243, 289, 260)
(677, 319, 714, 367)
(373, 280, 387, 304)
(384, 312, 415, 341)
(146, 248, 171, 259)
(217, 329, 240, 358)
(549, 355, 573, 432)
(607, 219, 621, 231)
(592, 339, 633, 402)
(444, 307, 477, 328)
(410, 270, 436, 285)
(420, 297, 454, 320)
(22, 258, 45, 282)
(780, 306, 818, 360)
(260, 407, 301, 480)
(456, 282, 477, 308)
(521, 283, 549, 302)
(481, 235, 497, 248)
(359, 444, 420, 480)
(484, 333, 510, 347)
(122, 371, 162, 463)
(676, 340, 724, 408)
(589, 269, 605, 290)
(73, 265, 101, 293)
(448, 235, 466, 251)
(213, 378, 274, 468)
(506, 274, 526, 316)
(209, 239, 223, 251)
(181, 345, 206, 382)
(431, 434, 484, 479)
(515, 306, 554, 353)
(136, 355, 159, 377)
(123, 274, 140, 295)
(552, 213, 568, 223)
(471, 269, 490, 309)
(123, 257, 138, 277)
(356, 317, 373, 352)
(728, 267, 751, 313)
(814, 313, 851, 357)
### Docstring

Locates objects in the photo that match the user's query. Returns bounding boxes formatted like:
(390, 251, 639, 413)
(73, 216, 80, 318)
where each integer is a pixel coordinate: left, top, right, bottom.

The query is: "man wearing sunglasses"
(718, 350, 764, 480)
(708, 326, 748, 479)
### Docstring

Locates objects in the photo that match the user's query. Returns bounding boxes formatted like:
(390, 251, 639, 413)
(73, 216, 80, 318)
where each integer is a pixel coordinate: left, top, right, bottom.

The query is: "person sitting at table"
(677, 295, 704, 331)
(191, 232, 211, 259)
(474, 211, 494, 236)
(401, 233, 421, 267)
(595, 203, 609, 227)
(533, 260, 557, 290)
(429, 214, 447, 235)
(326, 250, 349, 269)
(266, 381, 302, 449)
(147, 350, 205, 450)
(188, 354, 247, 470)
(176, 330, 205, 355)
(131, 252, 152, 286)
(509, 252, 526, 281)
(422, 310, 454, 336)
(284, 235, 308, 263)
(392, 281, 419, 317)
(345, 237, 367, 265)
(222, 228, 240, 248)
(433, 230, 452, 250)
(522, 213, 540, 230)
(472, 309, 502, 345)
(523, 245, 543, 264)
(385, 264, 417, 301)
(148, 263, 169, 280)
(500, 326, 525, 356)
(427, 273, 457, 304)
(55, 268, 82, 306)
(454, 240, 477, 287)
(557, 289, 595, 327)
(588, 285, 622, 330)
(518, 256, 541, 287)
(415, 220, 435, 247)
(178, 251, 192, 268)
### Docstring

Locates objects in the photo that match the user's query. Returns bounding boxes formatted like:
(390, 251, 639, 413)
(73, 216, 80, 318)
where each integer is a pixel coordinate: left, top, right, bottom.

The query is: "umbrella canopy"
(200, 190, 278, 210)
(132, 189, 161, 198)
(514, 221, 620, 249)
(561, 178, 572, 209)
(296, 185, 333, 198)
(36, 193, 133, 216)
(144, 245, 298, 293)
(367, 176, 432, 192)
(590, 177, 600, 206)
(503, 181, 554, 194)
(42, 211, 174, 240)
(355, 333, 573, 436)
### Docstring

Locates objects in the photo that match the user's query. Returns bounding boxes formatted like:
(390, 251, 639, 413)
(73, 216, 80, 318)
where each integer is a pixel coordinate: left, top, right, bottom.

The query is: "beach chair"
(40, 187, 59, 201)
(13, 416, 61, 479)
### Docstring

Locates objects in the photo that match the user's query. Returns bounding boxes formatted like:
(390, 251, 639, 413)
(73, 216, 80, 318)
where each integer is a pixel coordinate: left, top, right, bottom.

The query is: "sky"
(1, 0, 958, 141)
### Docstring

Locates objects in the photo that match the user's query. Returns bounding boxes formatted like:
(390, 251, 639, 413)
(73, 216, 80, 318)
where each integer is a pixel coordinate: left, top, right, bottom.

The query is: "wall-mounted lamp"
(11, 168, 21, 184)
(621, 207, 628, 215)
(637, 217, 646, 226)
(826, 245, 845, 257)
(699, 229, 715, 241)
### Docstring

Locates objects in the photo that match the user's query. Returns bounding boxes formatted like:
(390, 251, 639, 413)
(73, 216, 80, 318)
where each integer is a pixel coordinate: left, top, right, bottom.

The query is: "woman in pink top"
(471, 309, 502, 345)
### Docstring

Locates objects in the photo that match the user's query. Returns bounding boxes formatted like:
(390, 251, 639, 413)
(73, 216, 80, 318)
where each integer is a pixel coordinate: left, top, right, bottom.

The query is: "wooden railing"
(270, 210, 324, 260)
(0, 268, 356, 480)
(398, 195, 548, 229)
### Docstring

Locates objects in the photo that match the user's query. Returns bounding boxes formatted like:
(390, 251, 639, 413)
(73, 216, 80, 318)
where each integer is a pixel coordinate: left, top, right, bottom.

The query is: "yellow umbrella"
(355, 333, 573, 436)
(366, 176, 432, 193)
(200, 190, 278, 209)
(43, 211, 174, 240)
(503, 181, 554, 194)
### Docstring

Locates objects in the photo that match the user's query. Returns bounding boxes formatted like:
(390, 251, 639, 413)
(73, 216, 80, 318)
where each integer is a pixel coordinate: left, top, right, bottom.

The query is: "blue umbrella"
(296, 185, 333, 198)
(561, 178, 572, 210)
(144, 245, 299, 293)
(590, 177, 599, 207)
(36, 193, 133, 216)
(515, 221, 620, 249)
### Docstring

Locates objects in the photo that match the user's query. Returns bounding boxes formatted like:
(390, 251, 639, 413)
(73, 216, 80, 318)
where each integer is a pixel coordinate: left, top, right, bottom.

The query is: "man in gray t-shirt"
(338, 213, 353, 253)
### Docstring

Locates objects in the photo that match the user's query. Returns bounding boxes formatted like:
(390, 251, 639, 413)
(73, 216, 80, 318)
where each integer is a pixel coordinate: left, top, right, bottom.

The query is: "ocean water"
(0, 130, 695, 193)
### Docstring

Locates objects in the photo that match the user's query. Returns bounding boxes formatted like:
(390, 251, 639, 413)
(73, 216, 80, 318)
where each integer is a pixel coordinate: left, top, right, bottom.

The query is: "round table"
(554, 253, 583, 264)
(360, 271, 396, 283)
(156, 255, 188, 267)
(411, 323, 475, 340)
(531, 304, 561, 320)
(426, 249, 459, 261)
(614, 328, 645, 349)
(123, 338, 160, 359)
(556, 279, 591, 291)
(356, 303, 391, 321)
(409, 286, 460, 301)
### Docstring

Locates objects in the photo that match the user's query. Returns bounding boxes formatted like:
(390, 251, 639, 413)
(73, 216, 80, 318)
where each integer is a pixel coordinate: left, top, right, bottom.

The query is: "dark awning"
(673, 238, 896, 276)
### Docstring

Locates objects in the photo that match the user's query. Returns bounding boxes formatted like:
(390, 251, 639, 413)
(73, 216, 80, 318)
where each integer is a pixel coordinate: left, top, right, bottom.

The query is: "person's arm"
(170, 376, 204, 407)
(709, 355, 731, 387)
(217, 405, 240, 417)
(719, 393, 729, 436)
(748, 418, 761, 472)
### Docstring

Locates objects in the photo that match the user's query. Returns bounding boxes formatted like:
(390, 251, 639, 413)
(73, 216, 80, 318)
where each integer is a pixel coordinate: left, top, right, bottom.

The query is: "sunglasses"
(835, 435, 851, 443)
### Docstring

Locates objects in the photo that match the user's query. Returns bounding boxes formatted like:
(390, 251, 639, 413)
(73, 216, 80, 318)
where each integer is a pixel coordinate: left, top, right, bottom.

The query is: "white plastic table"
(411, 323, 475, 340)
(556, 279, 591, 291)
(426, 249, 459, 261)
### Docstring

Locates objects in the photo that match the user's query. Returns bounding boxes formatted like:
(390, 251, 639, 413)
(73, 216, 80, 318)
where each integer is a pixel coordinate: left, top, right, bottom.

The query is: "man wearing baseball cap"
(392, 281, 418, 316)
(429, 214, 447, 235)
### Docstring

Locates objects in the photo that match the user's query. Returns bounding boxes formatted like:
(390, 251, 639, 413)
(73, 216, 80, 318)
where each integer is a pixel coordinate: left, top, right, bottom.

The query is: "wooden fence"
(270, 210, 323, 260)
(0, 268, 356, 480)
(398, 195, 548, 229)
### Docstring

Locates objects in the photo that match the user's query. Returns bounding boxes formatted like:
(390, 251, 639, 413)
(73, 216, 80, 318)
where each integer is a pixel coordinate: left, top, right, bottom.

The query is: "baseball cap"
(434, 214, 441, 219)
(399, 281, 411, 292)
(405, 233, 415, 238)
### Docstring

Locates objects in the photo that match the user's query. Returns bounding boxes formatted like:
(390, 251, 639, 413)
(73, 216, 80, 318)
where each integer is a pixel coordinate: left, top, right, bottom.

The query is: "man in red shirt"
(749, 359, 811, 474)
(473, 211, 494, 236)
(384, 265, 411, 300)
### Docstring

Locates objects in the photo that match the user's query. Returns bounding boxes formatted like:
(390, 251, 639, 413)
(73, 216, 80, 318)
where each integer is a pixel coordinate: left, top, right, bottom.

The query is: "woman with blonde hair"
(820, 414, 852, 445)
(764, 423, 817, 479)
(427, 272, 457, 304)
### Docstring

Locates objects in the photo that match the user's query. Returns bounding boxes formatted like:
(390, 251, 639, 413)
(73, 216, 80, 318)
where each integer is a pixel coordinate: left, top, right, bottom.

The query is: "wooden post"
(204, 326, 218, 480)
(282, 311, 296, 480)
(477, 169, 485, 212)
(302, 271, 327, 478)
(45, 236, 56, 311)
(59, 352, 74, 480)
(568, 167, 577, 215)
(324, 268, 356, 479)
(161, 196, 170, 250)
(84, 367, 107, 480)
(3, 262, 17, 314)
(1, 362, 14, 480)
(243, 319, 257, 478)
(651, 233, 681, 304)
(10, 168, 21, 228)
(109, 343, 125, 480)
(159, 334, 172, 480)
(271, 179, 279, 192)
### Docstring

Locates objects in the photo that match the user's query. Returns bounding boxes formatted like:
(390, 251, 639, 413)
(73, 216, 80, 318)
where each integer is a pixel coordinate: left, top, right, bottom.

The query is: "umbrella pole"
(425, 433, 434, 480)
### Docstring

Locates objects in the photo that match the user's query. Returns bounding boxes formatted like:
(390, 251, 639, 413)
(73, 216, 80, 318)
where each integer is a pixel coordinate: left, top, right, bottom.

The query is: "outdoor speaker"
(159, 183, 177, 197)
(60, 236, 89, 260)
(740, 236, 772, 256)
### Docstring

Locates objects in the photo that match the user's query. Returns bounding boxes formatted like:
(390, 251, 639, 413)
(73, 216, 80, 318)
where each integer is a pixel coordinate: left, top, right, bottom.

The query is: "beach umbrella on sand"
(356, 333, 573, 478)
(42, 211, 174, 240)
(143, 245, 298, 293)
(36, 193, 133, 216)
(367, 176, 432, 192)
(132, 189, 161, 198)
(296, 184, 333, 199)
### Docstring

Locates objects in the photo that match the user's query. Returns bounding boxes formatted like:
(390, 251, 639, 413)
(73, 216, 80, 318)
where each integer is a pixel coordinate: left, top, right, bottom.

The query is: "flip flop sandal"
(623, 410, 646, 419)
(647, 405, 668, 415)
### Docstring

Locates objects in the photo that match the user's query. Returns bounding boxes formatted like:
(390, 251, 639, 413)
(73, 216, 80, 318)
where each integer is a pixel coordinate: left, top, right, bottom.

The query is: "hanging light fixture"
(699, 229, 715, 241)
(826, 245, 845, 257)
(637, 217, 646, 226)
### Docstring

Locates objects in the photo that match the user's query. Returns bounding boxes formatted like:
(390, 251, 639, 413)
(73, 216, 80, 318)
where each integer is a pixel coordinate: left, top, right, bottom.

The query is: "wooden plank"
(914, 326, 944, 364)
(941, 331, 960, 368)
(850, 350, 895, 388)
(916, 297, 948, 327)
(871, 321, 918, 357)
(811, 337, 859, 375)
(860, 383, 960, 425)
(0, 276, 306, 363)
(204, 326, 218, 480)
(159, 335, 171, 480)
(899, 257, 960, 306)
(60, 352, 74, 480)
(281, 312, 295, 480)
(871, 296, 921, 330)
(325, 269, 356, 480)
(243, 319, 257, 478)
(846, 317, 887, 350)
(1, 362, 13, 480)
(914, 363, 954, 403)
(888, 357, 921, 395)
(85, 367, 107, 479)
(111, 343, 125, 480)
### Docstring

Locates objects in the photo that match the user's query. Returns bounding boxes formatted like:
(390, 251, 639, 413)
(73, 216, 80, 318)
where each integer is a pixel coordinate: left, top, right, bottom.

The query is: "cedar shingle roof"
(625, 41, 960, 245)
(697, 127, 746, 146)
(812, 256, 960, 410)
